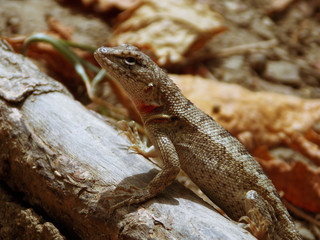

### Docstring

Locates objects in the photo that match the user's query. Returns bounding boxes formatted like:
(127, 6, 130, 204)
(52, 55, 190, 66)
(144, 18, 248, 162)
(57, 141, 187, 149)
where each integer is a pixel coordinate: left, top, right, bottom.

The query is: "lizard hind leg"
(239, 190, 278, 240)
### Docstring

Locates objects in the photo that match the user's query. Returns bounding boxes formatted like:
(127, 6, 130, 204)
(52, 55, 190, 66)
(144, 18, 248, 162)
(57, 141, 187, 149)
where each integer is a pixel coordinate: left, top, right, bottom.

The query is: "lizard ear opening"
(143, 82, 154, 92)
(124, 57, 136, 66)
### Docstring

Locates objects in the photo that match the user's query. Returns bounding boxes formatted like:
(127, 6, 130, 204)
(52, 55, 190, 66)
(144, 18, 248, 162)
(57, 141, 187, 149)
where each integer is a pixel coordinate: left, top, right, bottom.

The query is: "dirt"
(208, 0, 320, 98)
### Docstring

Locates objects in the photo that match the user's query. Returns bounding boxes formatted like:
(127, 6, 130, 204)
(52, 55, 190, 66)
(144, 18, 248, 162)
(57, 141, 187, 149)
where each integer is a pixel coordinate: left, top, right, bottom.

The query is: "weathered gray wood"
(0, 40, 256, 240)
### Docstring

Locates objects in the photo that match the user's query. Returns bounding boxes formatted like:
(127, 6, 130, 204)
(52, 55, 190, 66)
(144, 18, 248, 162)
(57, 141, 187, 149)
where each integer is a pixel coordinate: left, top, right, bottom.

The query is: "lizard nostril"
(99, 47, 107, 54)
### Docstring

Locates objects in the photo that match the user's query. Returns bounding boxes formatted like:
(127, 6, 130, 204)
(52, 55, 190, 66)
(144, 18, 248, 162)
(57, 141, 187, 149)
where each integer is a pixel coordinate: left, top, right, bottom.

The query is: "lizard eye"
(124, 57, 136, 66)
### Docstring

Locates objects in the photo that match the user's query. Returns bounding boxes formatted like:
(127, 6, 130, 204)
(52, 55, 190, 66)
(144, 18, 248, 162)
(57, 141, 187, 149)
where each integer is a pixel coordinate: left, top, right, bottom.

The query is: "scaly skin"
(94, 44, 301, 240)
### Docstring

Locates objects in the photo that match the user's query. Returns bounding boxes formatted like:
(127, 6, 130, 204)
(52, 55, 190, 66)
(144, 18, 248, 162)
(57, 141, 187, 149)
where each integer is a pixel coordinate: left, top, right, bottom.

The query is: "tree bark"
(0, 40, 256, 240)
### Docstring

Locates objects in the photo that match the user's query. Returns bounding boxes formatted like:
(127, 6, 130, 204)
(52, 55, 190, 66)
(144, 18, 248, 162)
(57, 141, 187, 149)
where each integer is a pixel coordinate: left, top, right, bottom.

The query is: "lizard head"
(94, 44, 166, 113)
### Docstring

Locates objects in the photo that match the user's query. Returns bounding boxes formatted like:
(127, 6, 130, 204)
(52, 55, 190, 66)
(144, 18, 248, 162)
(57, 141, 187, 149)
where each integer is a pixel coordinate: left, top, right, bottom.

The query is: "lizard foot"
(103, 185, 153, 216)
(117, 120, 157, 158)
(239, 190, 276, 240)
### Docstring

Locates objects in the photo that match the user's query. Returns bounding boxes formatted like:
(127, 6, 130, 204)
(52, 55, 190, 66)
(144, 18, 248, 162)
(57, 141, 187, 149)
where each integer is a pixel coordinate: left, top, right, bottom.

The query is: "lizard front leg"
(105, 131, 181, 215)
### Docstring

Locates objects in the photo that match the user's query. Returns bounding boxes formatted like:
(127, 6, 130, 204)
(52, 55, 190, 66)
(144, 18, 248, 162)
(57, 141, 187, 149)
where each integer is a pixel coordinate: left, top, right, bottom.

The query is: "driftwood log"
(0, 40, 256, 239)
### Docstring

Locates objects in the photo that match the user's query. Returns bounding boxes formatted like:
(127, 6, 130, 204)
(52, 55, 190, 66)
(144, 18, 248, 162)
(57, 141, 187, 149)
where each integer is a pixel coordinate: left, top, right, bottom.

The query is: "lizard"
(94, 44, 302, 240)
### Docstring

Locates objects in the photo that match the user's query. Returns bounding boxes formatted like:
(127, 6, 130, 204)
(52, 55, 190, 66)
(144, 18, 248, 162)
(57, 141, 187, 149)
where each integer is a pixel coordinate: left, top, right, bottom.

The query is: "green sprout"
(22, 33, 107, 99)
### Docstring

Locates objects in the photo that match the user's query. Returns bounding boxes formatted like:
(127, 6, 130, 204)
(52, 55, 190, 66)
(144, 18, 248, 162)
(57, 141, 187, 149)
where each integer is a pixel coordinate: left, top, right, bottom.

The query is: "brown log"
(0, 40, 255, 240)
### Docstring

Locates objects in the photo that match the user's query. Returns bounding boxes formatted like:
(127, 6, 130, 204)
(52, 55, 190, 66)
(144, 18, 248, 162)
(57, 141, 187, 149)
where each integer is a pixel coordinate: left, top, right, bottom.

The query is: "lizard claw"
(117, 120, 157, 158)
(239, 190, 276, 240)
(103, 185, 152, 216)
(103, 185, 139, 200)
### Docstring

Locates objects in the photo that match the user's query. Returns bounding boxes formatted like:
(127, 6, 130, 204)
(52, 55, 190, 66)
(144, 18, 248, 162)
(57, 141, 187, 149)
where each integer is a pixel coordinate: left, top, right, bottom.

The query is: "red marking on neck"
(136, 101, 159, 114)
